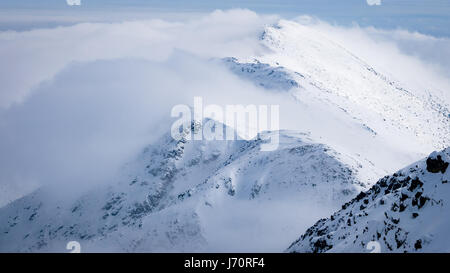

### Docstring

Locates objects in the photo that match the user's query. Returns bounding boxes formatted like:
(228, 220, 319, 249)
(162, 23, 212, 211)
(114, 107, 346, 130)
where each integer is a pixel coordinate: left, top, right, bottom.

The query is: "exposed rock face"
(426, 154, 449, 174)
(287, 148, 450, 253)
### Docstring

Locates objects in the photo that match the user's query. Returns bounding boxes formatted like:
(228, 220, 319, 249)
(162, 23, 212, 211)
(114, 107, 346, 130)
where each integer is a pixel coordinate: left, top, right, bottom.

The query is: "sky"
(0, 0, 449, 36)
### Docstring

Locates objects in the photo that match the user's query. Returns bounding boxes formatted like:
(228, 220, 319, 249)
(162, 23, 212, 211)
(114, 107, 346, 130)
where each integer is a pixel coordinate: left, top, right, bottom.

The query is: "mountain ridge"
(287, 147, 450, 253)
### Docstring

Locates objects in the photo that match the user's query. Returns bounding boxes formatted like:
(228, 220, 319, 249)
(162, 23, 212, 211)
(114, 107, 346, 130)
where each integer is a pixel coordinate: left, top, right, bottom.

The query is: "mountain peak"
(0, 123, 367, 252)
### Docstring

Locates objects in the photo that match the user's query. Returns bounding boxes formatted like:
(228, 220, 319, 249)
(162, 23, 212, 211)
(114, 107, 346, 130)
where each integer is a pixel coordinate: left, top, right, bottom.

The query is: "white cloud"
(0, 9, 275, 109)
(66, 0, 81, 6)
(366, 0, 382, 6)
(299, 18, 450, 102)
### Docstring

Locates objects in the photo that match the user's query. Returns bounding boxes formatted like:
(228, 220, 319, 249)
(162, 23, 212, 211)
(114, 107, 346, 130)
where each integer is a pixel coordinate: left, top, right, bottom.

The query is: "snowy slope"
(258, 20, 450, 151)
(0, 121, 365, 252)
(287, 148, 450, 253)
(225, 20, 450, 183)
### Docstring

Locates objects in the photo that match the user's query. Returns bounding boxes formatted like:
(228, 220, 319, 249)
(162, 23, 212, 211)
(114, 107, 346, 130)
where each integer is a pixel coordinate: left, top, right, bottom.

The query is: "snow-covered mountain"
(1, 18, 449, 252)
(223, 19, 449, 187)
(0, 121, 366, 252)
(287, 148, 450, 253)
(253, 20, 450, 151)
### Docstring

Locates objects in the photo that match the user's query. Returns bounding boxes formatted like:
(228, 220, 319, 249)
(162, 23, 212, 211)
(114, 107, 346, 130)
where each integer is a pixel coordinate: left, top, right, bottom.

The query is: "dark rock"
(399, 203, 407, 212)
(426, 155, 449, 174)
(408, 177, 423, 192)
(400, 193, 409, 202)
(414, 239, 422, 250)
(355, 191, 367, 201)
(418, 196, 429, 209)
(312, 239, 332, 253)
(391, 203, 399, 212)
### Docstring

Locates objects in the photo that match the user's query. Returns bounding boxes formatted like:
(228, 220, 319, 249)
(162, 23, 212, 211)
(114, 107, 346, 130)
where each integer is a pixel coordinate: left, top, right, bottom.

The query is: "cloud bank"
(0, 9, 275, 109)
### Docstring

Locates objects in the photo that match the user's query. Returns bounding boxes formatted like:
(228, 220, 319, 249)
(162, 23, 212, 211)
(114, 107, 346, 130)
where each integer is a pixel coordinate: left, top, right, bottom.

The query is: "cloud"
(361, 28, 450, 79)
(0, 9, 275, 110)
(66, 0, 81, 6)
(366, 0, 382, 6)
(294, 15, 450, 102)
(0, 53, 291, 206)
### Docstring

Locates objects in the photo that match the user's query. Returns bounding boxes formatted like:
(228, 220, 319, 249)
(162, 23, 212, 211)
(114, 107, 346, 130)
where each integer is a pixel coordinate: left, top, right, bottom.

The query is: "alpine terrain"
(287, 148, 450, 253)
(0, 19, 449, 252)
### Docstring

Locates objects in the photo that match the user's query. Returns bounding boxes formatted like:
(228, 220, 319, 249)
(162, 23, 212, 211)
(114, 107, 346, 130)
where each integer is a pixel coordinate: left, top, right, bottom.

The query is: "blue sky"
(0, 0, 449, 37)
